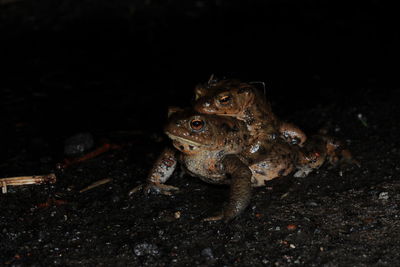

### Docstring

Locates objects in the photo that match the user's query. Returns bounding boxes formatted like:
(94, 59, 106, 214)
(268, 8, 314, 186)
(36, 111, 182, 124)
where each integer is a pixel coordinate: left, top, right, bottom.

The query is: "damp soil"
(1, 82, 399, 266)
(1, 1, 400, 266)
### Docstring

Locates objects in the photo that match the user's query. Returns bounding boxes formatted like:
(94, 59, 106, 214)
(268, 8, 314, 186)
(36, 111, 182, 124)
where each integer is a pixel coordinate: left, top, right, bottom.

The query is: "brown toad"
(193, 77, 353, 172)
(194, 78, 307, 148)
(146, 109, 297, 221)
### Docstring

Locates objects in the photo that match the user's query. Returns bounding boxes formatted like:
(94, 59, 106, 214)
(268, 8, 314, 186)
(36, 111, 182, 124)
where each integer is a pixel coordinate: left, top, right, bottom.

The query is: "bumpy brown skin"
(145, 147, 179, 195)
(279, 122, 307, 146)
(147, 109, 297, 221)
(194, 79, 307, 150)
(221, 155, 252, 222)
(164, 109, 248, 184)
(193, 78, 354, 169)
(144, 84, 356, 220)
(312, 132, 358, 167)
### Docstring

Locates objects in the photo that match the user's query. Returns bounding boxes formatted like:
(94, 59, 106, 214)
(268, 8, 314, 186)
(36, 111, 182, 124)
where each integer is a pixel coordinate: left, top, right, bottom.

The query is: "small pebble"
(306, 201, 318, 207)
(64, 132, 94, 156)
(378, 192, 389, 200)
(133, 243, 159, 256)
(174, 211, 181, 219)
(112, 195, 121, 203)
(201, 248, 214, 259)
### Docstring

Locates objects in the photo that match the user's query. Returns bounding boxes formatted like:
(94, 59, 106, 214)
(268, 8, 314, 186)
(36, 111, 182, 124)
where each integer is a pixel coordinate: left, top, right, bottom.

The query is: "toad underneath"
(147, 109, 299, 222)
(136, 79, 355, 222)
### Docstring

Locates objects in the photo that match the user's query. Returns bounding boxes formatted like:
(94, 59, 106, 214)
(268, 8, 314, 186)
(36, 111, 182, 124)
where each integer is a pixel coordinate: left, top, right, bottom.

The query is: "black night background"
(1, 1, 400, 265)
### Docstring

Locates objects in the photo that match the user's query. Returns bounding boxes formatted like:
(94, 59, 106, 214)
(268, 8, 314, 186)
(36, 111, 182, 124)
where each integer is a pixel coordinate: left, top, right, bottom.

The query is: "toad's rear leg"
(250, 144, 297, 185)
(294, 134, 359, 177)
(294, 136, 327, 177)
(204, 155, 252, 222)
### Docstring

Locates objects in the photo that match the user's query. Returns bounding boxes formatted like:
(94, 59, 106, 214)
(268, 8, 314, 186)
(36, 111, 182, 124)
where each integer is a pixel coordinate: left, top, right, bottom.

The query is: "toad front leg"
(130, 147, 179, 196)
(146, 147, 180, 195)
(204, 155, 252, 222)
(279, 122, 307, 146)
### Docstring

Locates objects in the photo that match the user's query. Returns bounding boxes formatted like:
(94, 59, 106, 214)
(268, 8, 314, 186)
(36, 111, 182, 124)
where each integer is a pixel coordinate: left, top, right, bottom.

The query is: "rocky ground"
(1, 1, 400, 266)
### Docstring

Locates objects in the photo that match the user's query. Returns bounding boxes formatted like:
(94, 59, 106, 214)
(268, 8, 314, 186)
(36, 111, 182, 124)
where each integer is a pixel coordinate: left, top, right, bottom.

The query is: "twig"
(128, 184, 144, 195)
(0, 174, 56, 193)
(357, 113, 368, 127)
(37, 198, 68, 208)
(61, 143, 121, 169)
(79, 178, 112, 193)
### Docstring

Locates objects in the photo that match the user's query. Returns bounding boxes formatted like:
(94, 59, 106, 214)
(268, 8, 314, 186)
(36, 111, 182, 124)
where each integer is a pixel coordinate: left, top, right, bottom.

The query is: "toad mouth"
(165, 132, 204, 147)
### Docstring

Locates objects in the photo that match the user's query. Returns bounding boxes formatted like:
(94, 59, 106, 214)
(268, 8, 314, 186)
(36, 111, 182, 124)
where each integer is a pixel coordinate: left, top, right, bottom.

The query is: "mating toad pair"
(141, 78, 354, 222)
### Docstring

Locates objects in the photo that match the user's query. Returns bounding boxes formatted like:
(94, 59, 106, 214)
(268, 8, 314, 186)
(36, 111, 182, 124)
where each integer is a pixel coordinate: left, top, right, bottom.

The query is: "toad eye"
(190, 119, 205, 131)
(218, 95, 231, 105)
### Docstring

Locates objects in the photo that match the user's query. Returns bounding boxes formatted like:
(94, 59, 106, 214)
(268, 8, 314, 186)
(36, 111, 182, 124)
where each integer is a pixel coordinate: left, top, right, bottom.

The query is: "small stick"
(79, 178, 112, 193)
(0, 174, 56, 193)
(61, 143, 121, 169)
(128, 184, 144, 195)
(37, 198, 68, 208)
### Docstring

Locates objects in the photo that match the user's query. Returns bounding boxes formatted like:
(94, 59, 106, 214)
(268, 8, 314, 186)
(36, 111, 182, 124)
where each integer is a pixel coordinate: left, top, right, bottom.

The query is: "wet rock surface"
(1, 1, 400, 266)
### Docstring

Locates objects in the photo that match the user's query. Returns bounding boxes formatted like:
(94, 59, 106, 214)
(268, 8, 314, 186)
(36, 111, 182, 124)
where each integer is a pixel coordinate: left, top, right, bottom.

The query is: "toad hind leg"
(204, 155, 252, 222)
(294, 134, 359, 178)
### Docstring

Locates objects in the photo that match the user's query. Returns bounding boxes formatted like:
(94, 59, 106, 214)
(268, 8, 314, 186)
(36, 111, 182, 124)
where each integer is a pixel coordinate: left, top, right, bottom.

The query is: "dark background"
(2, 0, 399, 137)
(1, 1, 400, 266)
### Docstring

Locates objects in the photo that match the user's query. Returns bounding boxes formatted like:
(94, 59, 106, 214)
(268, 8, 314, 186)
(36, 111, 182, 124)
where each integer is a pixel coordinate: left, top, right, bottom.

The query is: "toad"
(193, 77, 353, 170)
(145, 108, 298, 222)
(136, 78, 356, 222)
(194, 77, 307, 149)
